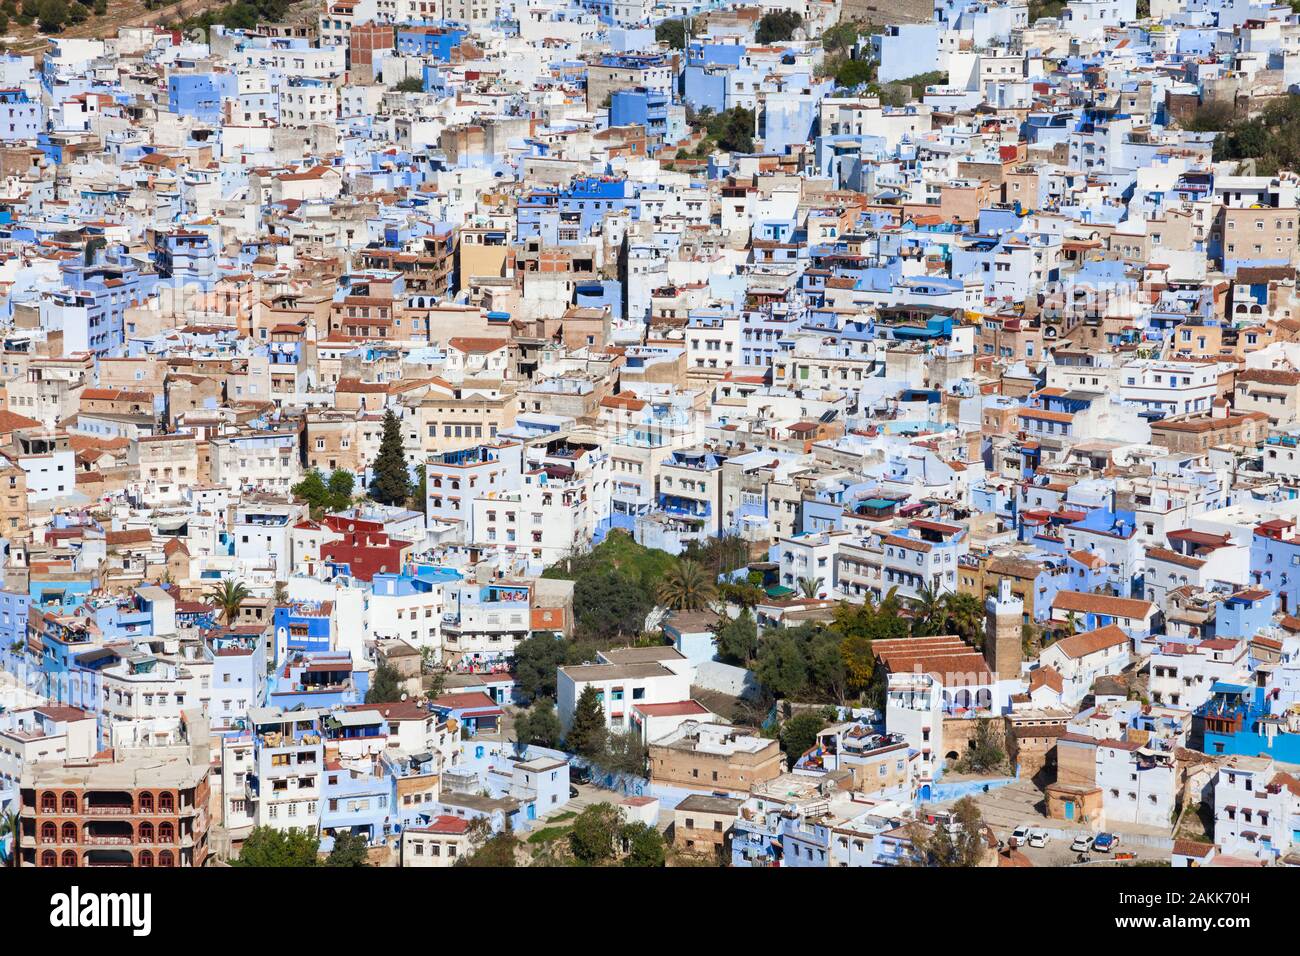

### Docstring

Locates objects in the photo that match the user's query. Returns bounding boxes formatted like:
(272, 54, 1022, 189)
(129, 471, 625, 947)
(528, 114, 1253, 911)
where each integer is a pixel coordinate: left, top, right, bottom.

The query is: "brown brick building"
(16, 726, 212, 868)
(648, 722, 784, 791)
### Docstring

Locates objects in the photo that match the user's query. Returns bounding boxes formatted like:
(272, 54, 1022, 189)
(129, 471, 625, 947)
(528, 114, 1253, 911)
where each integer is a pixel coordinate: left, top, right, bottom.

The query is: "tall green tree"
(36, 0, 66, 32)
(716, 107, 755, 154)
(327, 469, 355, 508)
(715, 607, 758, 664)
(568, 802, 622, 865)
(779, 712, 827, 765)
(593, 728, 648, 779)
(566, 684, 607, 758)
(368, 408, 411, 506)
(511, 633, 568, 700)
(755, 9, 801, 43)
(291, 469, 329, 512)
(366, 660, 404, 704)
(233, 826, 320, 866)
(515, 697, 563, 748)
(576, 568, 650, 641)
(654, 16, 690, 48)
(756, 631, 808, 699)
(621, 821, 666, 867)
(326, 830, 369, 866)
(207, 579, 250, 625)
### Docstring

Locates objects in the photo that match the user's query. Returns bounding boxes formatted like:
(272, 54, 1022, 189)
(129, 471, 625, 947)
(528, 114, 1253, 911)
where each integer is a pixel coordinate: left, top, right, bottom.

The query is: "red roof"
(633, 700, 710, 718)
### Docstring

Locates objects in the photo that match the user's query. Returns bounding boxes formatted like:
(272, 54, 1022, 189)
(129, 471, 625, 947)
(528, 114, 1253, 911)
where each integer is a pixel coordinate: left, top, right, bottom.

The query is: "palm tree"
(0, 806, 18, 868)
(941, 592, 986, 649)
(796, 576, 820, 599)
(208, 579, 251, 625)
(910, 582, 945, 637)
(657, 559, 718, 612)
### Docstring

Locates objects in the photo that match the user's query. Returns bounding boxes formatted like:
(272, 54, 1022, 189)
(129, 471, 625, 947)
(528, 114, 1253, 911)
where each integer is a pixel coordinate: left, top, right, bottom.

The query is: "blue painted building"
(167, 72, 236, 124)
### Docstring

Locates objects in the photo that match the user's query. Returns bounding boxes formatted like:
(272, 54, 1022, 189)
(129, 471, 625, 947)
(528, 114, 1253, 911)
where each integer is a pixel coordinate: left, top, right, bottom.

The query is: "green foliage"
(327, 469, 354, 503)
(568, 802, 623, 865)
(365, 660, 404, 704)
(719, 579, 766, 608)
(822, 19, 880, 54)
(455, 830, 519, 866)
(576, 567, 653, 641)
(715, 607, 758, 664)
(756, 622, 846, 702)
(511, 632, 569, 700)
(954, 717, 1006, 774)
(834, 58, 875, 89)
(566, 684, 607, 758)
(939, 591, 986, 649)
(621, 821, 666, 867)
(413, 463, 426, 511)
(779, 711, 827, 764)
(543, 531, 676, 642)
(903, 796, 987, 867)
(874, 70, 950, 107)
(207, 579, 250, 625)
(178, 0, 292, 37)
(36, 0, 66, 32)
(515, 696, 563, 749)
(325, 830, 369, 867)
(655, 16, 690, 49)
(714, 106, 754, 154)
(392, 77, 425, 93)
(83, 236, 106, 267)
(233, 826, 320, 867)
(1028, 0, 1066, 21)
(754, 9, 802, 44)
(833, 589, 906, 695)
(681, 532, 750, 578)
(367, 408, 411, 506)
(1209, 95, 1300, 175)
(657, 559, 718, 611)
(909, 582, 947, 637)
(1179, 101, 1235, 132)
(591, 728, 648, 779)
(291, 468, 356, 516)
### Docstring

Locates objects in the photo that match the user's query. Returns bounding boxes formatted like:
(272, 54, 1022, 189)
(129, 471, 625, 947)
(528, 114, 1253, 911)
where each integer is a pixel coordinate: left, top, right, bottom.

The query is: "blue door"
(1065, 801, 1075, 821)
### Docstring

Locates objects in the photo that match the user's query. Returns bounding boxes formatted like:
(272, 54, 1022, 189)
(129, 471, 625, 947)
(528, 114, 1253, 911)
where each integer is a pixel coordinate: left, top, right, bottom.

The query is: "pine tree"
(566, 684, 607, 758)
(368, 408, 411, 506)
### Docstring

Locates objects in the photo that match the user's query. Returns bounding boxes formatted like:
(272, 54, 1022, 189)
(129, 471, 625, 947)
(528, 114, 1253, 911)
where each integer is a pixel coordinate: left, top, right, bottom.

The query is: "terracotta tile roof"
(1051, 591, 1154, 619)
(1048, 623, 1130, 660)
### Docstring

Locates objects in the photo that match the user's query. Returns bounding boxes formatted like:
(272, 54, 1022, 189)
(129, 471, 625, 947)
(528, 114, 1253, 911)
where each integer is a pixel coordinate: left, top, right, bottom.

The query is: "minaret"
(985, 577, 1023, 682)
